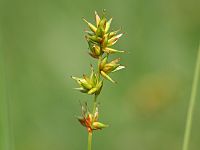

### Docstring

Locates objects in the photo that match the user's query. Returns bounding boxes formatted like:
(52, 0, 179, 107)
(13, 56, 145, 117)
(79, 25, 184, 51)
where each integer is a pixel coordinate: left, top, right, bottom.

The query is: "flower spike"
(71, 67, 103, 95)
(71, 11, 127, 150)
(77, 104, 108, 132)
(99, 56, 125, 83)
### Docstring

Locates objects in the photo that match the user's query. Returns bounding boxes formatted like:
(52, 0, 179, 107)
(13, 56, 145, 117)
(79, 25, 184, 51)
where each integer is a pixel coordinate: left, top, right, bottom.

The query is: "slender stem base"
(182, 44, 200, 150)
(88, 132, 92, 150)
(92, 95, 98, 116)
(87, 94, 98, 150)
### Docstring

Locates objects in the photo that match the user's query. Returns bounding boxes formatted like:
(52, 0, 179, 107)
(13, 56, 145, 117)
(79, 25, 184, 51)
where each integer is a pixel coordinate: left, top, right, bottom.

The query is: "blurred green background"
(1, 0, 200, 150)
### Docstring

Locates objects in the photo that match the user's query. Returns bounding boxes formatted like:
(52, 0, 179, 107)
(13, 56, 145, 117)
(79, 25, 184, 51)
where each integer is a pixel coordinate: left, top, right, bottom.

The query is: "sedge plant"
(71, 10, 126, 150)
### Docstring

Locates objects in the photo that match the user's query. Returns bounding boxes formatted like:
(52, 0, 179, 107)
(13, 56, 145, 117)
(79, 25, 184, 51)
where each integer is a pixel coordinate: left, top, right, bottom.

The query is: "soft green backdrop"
(1, 0, 200, 150)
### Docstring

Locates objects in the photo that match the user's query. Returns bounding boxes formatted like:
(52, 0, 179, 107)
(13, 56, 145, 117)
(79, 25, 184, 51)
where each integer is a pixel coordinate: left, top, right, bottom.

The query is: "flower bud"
(99, 16, 107, 31)
(100, 71, 116, 83)
(83, 18, 97, 33)
(107, 33, 123, 46)
(106, 28, 121, 38)
(103, 47, 125, 54)
(72, 66, 103, 95)
(74, 87, 88, 93)
(89, 65, 97, 86)
(102, 64, 120, 73)
(71, 76, 83, 84)
(95, 80, 103, 95)
(83, 74, 92, 84)
(93, 45, 101, 56)
(112, 65, 125, 72)
(88, 87, 97, 95)
(105, 18, 112, 33)
(79, 79, 93, 90)
(88, 44, 102, 59)
(102, 34, 109, 48)
(99, 57, 125, 83)
(96, 16, 107, 37)
(77, 116, 86, 127)
(95, 11, 100, 27)
(84, 30, 94, 36)
(87, 35, 101, 43)
(77, 104, 107, 132)
(92, 122, 108, 130)
(101, 58, 120, 73)
(99, 56, 108, 70)
(87, 114, 93, 124)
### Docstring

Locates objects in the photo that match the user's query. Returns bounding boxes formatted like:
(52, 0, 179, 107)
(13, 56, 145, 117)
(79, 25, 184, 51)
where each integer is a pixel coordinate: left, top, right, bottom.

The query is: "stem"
(98, 56, 102, 79)
(92, 94, 98, 115)
(88, 132, 92, 150)
(182, 44, 200, 150)
(87, 95, 98, 150)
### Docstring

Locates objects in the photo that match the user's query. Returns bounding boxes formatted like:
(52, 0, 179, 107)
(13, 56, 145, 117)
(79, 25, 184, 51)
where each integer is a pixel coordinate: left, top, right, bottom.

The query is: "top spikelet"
(83, 10, 125, 59)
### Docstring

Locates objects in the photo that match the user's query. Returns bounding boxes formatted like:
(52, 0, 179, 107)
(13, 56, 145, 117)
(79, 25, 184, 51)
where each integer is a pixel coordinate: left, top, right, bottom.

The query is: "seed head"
(83, 11, 125, 58)
(77, 104, 108, 133)
(99, 56, 125, 83)
(71, 66, 103, 95)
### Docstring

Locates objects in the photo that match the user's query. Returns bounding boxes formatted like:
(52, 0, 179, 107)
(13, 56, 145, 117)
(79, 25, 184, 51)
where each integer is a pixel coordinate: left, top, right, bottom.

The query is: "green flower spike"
(71, 10, 127, 150)
(77, 103, 108, 133)
(71, 65, 103, 95)
(99, 56, 125, 83)
(83, 11, 125, 59)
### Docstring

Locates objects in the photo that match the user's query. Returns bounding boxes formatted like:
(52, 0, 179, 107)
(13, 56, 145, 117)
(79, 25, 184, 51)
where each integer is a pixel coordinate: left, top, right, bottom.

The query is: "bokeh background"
(1, 0, 200, 150)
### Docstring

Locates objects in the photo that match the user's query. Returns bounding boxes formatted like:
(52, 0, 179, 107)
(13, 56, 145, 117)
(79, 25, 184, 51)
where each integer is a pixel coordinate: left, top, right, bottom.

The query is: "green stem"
(182, 44, 200, 150)
(88, 132, 92, 150)
(87, 94, 98, 150)
(92, 94, 98, 115)
(98, 56, 102, 79)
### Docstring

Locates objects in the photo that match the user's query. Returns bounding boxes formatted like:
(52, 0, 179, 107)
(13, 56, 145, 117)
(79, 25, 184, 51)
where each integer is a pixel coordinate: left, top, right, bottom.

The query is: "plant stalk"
(88, 132, 92, 150)
(92, 95, 98, 116)
(182, 44, 200, 150)
(87, 95, 98, 150)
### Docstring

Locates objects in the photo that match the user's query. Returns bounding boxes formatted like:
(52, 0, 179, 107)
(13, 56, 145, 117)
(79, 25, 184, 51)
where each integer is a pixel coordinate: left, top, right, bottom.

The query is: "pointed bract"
(95, 11, 101, 27)
(92, 122, 109, 130)
(100, 71, 116, 83)
(112, 65, 125, 72)
(88, 88, 98, 95)
(105, 18, 112, 33)
(104, 47, 125, 54)
(83, 18, 97, 33)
